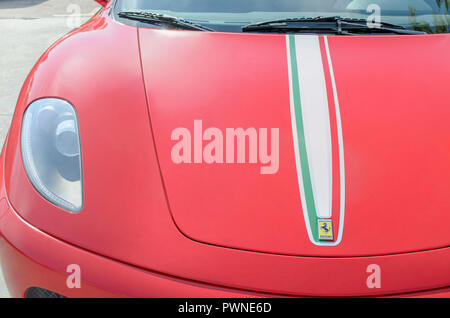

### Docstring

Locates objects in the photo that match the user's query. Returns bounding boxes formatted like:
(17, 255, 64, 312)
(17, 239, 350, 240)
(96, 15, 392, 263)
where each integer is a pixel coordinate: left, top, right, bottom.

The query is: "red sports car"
(0, 0, 449, 298)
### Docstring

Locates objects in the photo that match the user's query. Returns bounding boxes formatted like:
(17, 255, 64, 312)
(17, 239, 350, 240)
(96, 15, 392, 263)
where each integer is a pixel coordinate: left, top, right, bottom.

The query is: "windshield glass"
(116, 0, 449, 33)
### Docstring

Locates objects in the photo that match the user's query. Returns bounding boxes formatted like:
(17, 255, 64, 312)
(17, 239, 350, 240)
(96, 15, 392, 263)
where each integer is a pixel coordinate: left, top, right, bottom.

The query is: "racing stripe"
(323, 35, 346, 246)
(287, 35, 345, 245)
(287, 35, 320, 241)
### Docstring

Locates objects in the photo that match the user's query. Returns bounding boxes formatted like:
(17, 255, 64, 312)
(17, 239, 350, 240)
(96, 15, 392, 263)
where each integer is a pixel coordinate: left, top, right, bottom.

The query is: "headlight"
(21, 98, 83, 212)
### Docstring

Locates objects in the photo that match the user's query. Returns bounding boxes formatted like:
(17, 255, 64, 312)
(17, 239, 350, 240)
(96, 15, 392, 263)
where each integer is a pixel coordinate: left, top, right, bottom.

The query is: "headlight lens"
(21, 98, 83, 212)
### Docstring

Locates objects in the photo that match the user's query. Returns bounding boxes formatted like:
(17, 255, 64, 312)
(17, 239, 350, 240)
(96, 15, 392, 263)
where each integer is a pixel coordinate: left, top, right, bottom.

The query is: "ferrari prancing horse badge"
(318, 219, 334, 241)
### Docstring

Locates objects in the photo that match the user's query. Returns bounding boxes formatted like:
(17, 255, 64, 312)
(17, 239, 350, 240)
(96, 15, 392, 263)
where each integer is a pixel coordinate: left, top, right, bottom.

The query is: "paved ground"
(0, 0, 100, 298)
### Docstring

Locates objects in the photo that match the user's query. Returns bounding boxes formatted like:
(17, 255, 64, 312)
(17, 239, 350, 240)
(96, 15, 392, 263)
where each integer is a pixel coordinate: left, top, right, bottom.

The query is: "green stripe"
(288, 35, 319, 241)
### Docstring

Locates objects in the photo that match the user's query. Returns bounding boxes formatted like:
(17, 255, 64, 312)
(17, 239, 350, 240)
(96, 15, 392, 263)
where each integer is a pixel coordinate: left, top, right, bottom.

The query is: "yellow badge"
(318, 219, 334, 241)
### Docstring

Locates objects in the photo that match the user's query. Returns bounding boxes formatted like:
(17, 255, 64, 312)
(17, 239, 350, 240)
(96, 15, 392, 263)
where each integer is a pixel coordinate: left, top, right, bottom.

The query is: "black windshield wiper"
(118, 11, 214, 31)
(242, 16, 426, 35)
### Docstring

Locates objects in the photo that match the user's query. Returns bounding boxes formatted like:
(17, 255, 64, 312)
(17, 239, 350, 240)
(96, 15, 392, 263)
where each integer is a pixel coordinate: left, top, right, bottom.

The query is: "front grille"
(25, 287, 66, 298)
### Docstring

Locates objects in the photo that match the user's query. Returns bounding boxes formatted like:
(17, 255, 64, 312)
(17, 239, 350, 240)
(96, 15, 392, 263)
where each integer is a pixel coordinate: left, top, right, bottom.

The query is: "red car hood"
(140, 30, 450, 257)
(4, 15, 450, 294)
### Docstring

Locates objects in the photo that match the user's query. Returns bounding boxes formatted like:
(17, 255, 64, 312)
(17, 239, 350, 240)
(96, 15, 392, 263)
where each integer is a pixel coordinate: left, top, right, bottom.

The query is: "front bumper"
(1, 194, 449, 298)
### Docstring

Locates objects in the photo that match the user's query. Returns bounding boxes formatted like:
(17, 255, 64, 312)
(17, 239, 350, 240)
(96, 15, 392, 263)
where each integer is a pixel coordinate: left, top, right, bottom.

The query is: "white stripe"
(324, 36, 346, 245)
(293, 35, 333, 219)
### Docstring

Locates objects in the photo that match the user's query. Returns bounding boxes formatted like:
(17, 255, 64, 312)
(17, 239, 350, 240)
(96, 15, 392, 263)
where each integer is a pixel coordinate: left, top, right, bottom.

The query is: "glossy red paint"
(94, 0, 109, 7)
(0, 6, 449, 297)
(139, 30, 450, 256)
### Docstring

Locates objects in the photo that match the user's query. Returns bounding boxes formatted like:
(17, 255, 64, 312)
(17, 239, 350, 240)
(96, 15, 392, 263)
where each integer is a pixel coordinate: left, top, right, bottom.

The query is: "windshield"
(115, 0, 449, 34)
